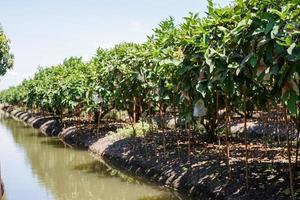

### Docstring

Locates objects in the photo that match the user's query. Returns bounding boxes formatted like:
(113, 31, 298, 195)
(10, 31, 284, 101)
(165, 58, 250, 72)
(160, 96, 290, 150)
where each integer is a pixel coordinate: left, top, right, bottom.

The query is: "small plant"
(102, 109, 129, 122)
(109, 121, 157, 139)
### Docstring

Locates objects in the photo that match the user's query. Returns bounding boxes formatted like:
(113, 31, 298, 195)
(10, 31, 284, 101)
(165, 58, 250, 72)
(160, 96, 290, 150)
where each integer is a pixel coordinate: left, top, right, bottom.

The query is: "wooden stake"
(216, 92, 221, 156)
(160, 104, 166, 159)
(243, 86, 249, 190)
(133, 96, 137, 124)
(225, 96, 232, 179)
(174, 105, 180, 156)
(187, 122, 191, 162)
(139, 98, 148, 155)
(295, 102, 299, 171)
(284, 106, 295, 200)
(276, 104, 281, 145)
(96, 106, 102, 134)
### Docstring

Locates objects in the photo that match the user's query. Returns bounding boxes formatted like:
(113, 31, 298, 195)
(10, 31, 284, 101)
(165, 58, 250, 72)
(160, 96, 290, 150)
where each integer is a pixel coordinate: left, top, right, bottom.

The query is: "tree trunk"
(295, 103, 300, 172)
(159, 104, 166, 159)
(284, 106, 295, 200)
(243, 87, 249, 190)
(216, 92, 221, 156)
(186, 122, 191, 162)
(296, 128, 300, 171)
(139, 98, 144, 135)
(276, 104, 281, 145)
(174, 105, 180, 156)
(133, 96, 137, 124)
(140, 98, 147, 155)
(147, 101, 157, 156)
(225, 96, 232, 179)
(96, 106, 102, 134)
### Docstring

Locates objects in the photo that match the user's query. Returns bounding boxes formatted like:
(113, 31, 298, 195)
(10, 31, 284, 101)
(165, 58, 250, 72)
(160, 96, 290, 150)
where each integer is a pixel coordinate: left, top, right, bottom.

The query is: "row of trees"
(0, 0, 299, 198)
(1, 0, 299, 137)
(0, 25, 13, 76)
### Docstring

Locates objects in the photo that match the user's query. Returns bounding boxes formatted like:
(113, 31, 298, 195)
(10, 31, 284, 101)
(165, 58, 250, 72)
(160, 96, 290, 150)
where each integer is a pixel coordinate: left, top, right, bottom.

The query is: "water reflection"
(0, 113, 179, 200)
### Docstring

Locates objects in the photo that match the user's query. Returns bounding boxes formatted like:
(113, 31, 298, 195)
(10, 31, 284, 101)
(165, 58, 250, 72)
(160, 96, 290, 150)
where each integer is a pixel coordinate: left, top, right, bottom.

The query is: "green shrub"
(109, 121, 157, 139)
(103, 109, 129, 122)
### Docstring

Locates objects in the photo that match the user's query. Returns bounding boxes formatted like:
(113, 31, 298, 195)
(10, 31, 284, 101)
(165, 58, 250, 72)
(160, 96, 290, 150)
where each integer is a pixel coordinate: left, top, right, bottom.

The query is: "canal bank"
(1, 105, 297, 200)
(0, 106, 180, 200)
(1, 105, 212, 199)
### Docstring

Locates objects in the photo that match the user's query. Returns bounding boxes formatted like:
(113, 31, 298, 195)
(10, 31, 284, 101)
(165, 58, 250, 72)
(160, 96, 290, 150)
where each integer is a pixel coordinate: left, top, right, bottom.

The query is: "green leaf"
(271, 25, 279, 39)
(265, 22, 275, 34)
(218, 26, 227, 32)
(287, 43, 296, 55)
(178, 65, 191, 75)
(249, 55, 258, 68)
(270, 65, 279, 75)
(240, 53, 253, 69)
(285, 36, 293, 46)
(286, 91, 298, 115)
(223, 77, 234, 95)
(252, 27, 264, 36)
(236, 0, 244, 6)
(185, 112, 193, 123)
(209, 63, 214, 73)
(268, 8, 283, 18)
(207, 0, 214, 14)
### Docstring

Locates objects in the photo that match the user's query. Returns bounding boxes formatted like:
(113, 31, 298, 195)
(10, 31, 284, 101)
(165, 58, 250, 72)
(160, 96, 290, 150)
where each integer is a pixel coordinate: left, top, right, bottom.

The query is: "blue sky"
(0, 0, 232, 90)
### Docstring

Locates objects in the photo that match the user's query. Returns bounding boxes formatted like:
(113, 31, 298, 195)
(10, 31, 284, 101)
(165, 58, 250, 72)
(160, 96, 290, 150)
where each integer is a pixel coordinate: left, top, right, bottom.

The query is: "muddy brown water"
(0, 112, 180, 200)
